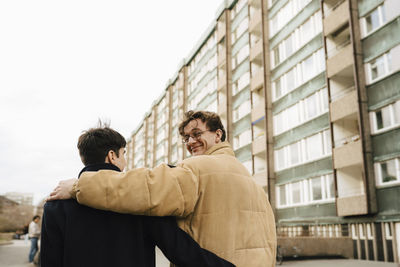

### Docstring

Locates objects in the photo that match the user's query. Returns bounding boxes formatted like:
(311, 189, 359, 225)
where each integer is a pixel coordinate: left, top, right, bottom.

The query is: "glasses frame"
(181, 130, 212, 144)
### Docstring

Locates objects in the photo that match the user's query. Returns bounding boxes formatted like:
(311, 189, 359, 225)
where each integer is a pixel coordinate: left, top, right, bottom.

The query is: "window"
(310, 176, 322, 201)
(276, 173, 335, 208)
(289, 142, 301, 165)
(272, 49, 325, 101)
(306, 92, 318, 118)
(279, 185, 287, 206)
(273, 77, 283, 99)
(306, 133, 322, 160)
(233, 100, 251, 122)
(232, 17, 249, 44)
(370, 100, 400, 134)
(274, 129, 331, 171)
(232, 44, 249, 69)
(362, 4, 386, 36)
(291, 182, 302, 204)
(367, 51, 391, 83)
(269, 0, 312, 37)
(270, 11, 322, 68)
(233, 72, 250, 95)
(375, 157, 400, 186)
(233, 129, 252, 150)
(273, 88, 328, 135)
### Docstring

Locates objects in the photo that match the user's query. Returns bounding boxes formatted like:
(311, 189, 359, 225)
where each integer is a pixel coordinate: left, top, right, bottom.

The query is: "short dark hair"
(32, 215, 40, 221)
(77, 125, 126, 166)
(178, 110, 226, 141)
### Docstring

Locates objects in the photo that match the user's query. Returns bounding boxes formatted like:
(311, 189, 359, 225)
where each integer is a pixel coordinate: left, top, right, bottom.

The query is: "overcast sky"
(0, 0, 223, 205)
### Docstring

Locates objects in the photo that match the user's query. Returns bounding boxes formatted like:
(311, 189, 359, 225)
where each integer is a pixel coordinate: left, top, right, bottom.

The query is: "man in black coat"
(41, 125, 234, 267)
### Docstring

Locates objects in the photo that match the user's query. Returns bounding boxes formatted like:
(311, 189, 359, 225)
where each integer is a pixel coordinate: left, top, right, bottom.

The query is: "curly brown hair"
(178, 110, 226, 141)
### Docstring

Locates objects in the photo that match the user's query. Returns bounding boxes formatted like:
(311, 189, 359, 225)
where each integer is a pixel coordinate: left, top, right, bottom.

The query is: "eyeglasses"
(181, 130, 211, 144)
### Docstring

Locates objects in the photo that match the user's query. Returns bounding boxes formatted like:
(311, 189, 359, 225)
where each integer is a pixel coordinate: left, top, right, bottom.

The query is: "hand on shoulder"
(47, 178, 77, 201)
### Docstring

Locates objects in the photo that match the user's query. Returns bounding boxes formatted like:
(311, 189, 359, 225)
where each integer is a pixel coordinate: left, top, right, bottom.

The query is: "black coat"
(40, 163, 234, 267)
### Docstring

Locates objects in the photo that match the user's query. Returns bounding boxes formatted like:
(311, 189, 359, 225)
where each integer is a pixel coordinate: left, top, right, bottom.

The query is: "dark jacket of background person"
(40, 163, 235, 267)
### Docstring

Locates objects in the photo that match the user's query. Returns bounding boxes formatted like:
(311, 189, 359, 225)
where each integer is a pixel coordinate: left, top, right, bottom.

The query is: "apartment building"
(126, 0, 400, 263)
(3, 192, 34, 206)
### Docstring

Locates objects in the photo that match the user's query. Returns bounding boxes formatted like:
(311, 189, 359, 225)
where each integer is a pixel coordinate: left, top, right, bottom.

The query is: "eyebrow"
(185, 128, 202, 134)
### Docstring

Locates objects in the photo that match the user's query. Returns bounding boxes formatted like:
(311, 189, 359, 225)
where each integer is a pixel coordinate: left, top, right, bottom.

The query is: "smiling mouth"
(191, 145, 202, 152)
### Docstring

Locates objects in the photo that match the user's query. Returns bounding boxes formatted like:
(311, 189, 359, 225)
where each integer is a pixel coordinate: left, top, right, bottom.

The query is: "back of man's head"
(77, 125, 126, 166)
(178, 110, 226, 142)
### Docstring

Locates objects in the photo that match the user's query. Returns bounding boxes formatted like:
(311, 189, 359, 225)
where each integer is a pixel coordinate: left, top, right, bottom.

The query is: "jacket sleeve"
(40, 202, 65, 267)
(145, 216, 235, 267)
(74, 163, 199, 217)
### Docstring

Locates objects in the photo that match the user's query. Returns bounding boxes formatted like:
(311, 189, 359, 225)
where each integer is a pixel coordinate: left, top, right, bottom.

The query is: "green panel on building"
(197, 91, 217, 110)
(188, 48, 216, 82)
(376, 186, 400, 216)
(273, 72, 326, 114)
(276, 202, 337, 224)
(231, 4, 248, 31)
(232, 114, 251, 136)
(362, 17, 400, 62)
(372, 128, 400, 162)
(276, 157, 333, 185)
(274, 113, 330, 149)
(235, 143, 252, 162)
(232, 88, 250, 109)
(270, 0, 320, 48)
(368, 71, 400, 110)
(232, 60, 250, 82)
(268, 0, 289, 18)
(232, 32, 249, 56)
(271, 33, 323, 81)
(358, 0, 385, 17)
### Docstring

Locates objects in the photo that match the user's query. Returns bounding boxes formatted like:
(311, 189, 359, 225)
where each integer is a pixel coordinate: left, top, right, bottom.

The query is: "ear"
(105, 150, 115, 164)
(215, 129, 222, 143)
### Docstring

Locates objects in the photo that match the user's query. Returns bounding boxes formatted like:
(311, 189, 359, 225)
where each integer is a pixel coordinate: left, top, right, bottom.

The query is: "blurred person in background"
(28, 215, 40, 264)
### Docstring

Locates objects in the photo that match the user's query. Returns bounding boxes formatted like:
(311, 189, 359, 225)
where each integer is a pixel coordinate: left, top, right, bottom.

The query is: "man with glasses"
(48, 110, 276, 267)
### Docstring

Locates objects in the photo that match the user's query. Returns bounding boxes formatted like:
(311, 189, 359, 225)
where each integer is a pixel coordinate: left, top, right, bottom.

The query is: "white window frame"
(361, 4, 386, 38)
(366, 51, 391, 84)
(375, 157, 400, 187)
(370, 100, 400, 134)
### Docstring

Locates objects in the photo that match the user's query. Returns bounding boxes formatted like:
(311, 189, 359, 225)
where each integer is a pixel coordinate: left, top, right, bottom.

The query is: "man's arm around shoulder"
(74, 163, 199, 217)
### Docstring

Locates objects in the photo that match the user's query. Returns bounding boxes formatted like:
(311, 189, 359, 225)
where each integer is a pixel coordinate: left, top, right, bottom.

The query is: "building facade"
(126, 0, 400, 263)
(3, 192, 34, 206)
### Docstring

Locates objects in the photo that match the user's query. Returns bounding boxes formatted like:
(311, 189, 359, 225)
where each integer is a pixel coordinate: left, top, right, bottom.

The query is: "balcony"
(249, 10, 262, 35)
(252, 134, 266, 155)
(250, 70, 264, 91)
(251, 101, 265, 122)
(253, 170, 267, 187)
(337, 194, 368, 216)
(248, 0, 261, 8)
(217, 23, 226, 43)
(333, 139, 363, 169)
(217, 74, 227, 91)
(330, 89, 358, 122)
(218, 48, 226, 66)
(323, 0, 349, 36)
(250, 39, 263, 64)
(218, 98, 227, 115)
(326, 43, 353, 78)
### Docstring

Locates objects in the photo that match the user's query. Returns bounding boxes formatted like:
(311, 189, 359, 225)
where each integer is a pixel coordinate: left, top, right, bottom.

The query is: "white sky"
(0, 0, 223, 205)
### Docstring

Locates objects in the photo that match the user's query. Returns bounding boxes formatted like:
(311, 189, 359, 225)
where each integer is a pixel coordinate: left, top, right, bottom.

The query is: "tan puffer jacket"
(72, 142, 276, 267)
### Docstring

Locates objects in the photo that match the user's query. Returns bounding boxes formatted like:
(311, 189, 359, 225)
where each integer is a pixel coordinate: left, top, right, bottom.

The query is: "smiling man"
(48, 111, 277, 267)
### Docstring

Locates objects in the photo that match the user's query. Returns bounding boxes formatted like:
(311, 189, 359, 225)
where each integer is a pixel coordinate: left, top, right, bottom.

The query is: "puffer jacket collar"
(204, 141, 235, 156)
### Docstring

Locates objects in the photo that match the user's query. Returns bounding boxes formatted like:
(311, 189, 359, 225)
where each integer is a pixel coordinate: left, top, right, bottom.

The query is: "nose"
(187, 136, 197, 145)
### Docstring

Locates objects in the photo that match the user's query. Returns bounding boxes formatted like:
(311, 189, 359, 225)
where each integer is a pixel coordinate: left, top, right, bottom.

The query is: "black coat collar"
(78, 163, 120, 178)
